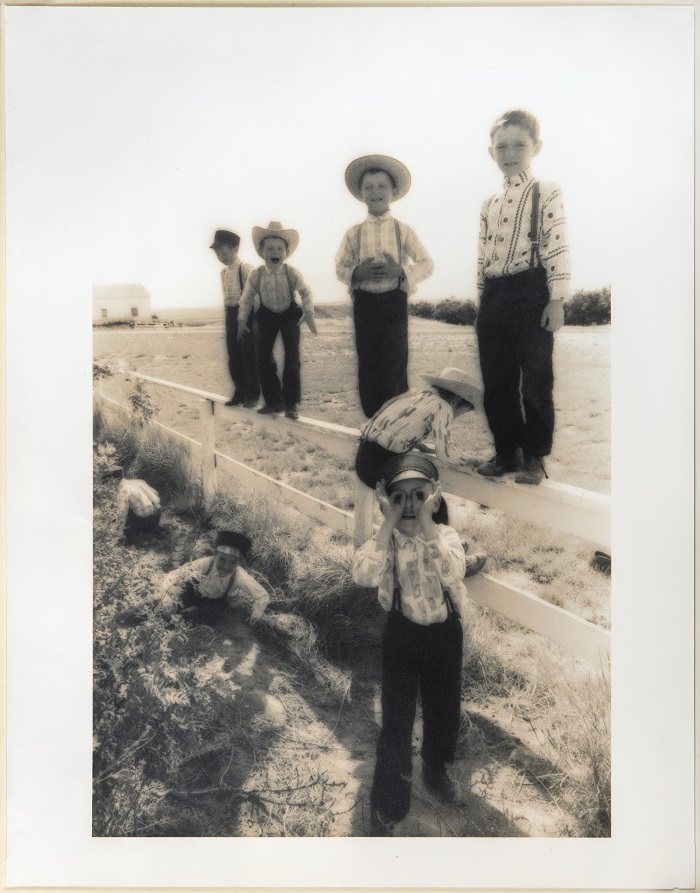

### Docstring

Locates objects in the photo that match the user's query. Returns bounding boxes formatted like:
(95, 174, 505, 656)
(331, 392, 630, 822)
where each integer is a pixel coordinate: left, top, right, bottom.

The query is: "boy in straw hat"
(336, 155, 434, 418)
(238, 222, 317, 420)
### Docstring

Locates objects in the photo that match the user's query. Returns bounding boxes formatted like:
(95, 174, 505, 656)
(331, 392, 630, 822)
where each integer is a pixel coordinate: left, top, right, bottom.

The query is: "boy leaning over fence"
(475, 109, 571, 485)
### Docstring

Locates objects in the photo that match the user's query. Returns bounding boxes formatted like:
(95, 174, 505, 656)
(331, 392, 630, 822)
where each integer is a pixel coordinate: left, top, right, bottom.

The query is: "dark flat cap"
(215, 530, 252, 554)
(379, 454, 439, 488)
(210, 230, 240, 249)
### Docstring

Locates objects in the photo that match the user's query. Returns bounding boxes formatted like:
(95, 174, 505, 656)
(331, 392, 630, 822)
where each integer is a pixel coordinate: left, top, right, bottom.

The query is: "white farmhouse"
(93, 284, 152, 324)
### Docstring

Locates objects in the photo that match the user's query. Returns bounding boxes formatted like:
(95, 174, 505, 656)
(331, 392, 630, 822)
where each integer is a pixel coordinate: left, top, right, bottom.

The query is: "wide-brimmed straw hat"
(252, 221, 299, 258)
(379, 454, 439, 489)
(422, 367, 483, 408)
(344, 154, 411, 201)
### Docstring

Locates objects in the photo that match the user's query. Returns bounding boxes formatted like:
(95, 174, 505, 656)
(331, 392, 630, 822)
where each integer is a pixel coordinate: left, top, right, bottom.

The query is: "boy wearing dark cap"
(210, 229, 260, 408)
(353, 454, 467, 835)
(161, 530, 270, 625)
(336, 155, 434, 417)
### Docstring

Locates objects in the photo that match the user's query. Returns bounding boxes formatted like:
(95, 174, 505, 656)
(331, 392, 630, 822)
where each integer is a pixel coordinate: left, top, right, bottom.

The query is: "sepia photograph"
(5, 3, 695, 890)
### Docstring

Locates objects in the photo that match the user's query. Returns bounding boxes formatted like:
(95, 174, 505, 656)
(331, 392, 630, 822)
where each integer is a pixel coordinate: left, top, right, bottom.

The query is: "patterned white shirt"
(336, 212, 434, 297)
(478, 169, 571, 302)
(238, 264, 314, 321)
(361, 388, 478, 467)
(161, 556, 270, 620)
(221, 259, 254, 309)
(352, 525, 467, 626)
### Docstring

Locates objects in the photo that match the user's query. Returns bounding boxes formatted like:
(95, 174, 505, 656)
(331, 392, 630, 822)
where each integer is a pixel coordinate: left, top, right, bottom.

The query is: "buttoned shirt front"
(221, 259, 254, 309)
(352, 525, 467, 626)
(238, 264, 314, 322)
(478, 169, 571, 302)
(336, 213, 434, 297)
(361, 388, 477, 467)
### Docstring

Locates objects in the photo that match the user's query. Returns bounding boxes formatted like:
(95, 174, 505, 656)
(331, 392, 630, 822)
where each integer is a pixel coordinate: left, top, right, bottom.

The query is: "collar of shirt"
(503, 168, 534, 189)
(366, 212, 393, 223)
(393, 529, 434, 548)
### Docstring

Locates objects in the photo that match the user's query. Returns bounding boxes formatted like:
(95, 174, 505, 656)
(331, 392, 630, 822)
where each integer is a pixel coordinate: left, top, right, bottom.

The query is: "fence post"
(353, 478, 375, 549)
(200, 398, 217, 508)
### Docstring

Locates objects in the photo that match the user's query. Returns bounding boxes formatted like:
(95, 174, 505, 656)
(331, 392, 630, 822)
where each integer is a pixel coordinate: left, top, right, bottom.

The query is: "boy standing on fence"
(336, 155, 434, 418)
(352, 454, 467, 836)
(238, 221, 317, 420)
(210, 229, 260, 408)
(476, 109, 571, 485)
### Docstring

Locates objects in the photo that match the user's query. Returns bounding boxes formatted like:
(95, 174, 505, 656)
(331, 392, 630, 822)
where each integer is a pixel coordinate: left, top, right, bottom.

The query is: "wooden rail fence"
(94, 370, 611, 672)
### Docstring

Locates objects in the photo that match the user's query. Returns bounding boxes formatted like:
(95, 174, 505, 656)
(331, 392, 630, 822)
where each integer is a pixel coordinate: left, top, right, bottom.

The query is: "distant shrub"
(433, 298, 478, 326)
(409, 301, 435, 320)
(564, 288, 611, 326)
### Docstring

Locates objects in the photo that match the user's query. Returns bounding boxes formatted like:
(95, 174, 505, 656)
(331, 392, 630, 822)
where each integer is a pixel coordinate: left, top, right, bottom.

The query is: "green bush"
(564, 288, 611, 326)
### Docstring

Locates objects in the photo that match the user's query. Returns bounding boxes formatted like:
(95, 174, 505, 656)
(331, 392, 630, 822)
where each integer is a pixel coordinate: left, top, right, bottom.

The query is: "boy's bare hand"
(417, 480, 442, 524)
(376, 481, 405, 527)
(299, 311, 318, 335)
(541, 300, 565, 332)
(380, 252, 404, 280)
(237, 320, 251, 340)
(353, 257, 386, 282)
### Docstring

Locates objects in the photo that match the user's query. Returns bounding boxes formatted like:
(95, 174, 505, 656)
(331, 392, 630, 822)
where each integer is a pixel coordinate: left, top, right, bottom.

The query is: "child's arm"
(398, 224, 434, 296)
(433, 403, 482, 469)
(477, 198, 490, 302)
(420, 521, 468, 587)
(237, 272, 258, 337)
(231, 567, 270, 621)
(539, 185, 571, 332)
(351, 481, 403, 587)
(335, 229, 358, 289)
(291, 268, 318, 334)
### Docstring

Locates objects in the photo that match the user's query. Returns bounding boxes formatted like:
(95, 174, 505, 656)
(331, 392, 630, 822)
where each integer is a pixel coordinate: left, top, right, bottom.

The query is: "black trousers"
(371, 610, 463, 824)
(353, 288, 409, 418)
(255, 303, 303, 408)
(476, 267, 555, 458)
(225, 307, 260, 402)
(355, 438, 401, 489)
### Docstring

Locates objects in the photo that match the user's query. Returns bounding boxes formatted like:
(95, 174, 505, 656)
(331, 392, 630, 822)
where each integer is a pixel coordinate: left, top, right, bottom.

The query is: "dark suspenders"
(529, 181, 541, 269)
(355, 219, 403, 262)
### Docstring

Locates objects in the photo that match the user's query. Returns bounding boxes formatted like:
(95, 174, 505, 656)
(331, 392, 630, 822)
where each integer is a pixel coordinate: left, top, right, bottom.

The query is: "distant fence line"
(94, 370, 611, 672)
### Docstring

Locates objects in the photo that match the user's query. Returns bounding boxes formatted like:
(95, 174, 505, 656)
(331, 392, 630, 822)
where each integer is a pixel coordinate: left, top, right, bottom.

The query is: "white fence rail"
(95, 370, 611, 670)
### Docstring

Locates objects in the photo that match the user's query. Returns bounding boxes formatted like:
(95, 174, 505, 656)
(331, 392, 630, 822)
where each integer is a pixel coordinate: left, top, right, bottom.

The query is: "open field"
(93, 315, 611, 837)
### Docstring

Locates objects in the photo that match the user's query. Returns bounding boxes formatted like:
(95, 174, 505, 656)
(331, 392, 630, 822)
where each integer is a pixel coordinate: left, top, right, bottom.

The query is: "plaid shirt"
(238, 264, 314, 321)
(352, 525, 467, 626)
(336, 212, 434, 297)
(221, 259, 254, 308)
(478, 168, 571, 301)
(361, 388, 478, 467)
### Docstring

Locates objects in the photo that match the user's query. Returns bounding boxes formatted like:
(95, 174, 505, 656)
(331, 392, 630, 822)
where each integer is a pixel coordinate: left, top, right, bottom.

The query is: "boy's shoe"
(514, 455, 546, 485)
(243, 399, 259, 409)
(257, 403, 284, 415)
(284, 405, 299, 420)
(422, 765, 462, 805)
(476, 453, 519, 477)
(368, 809, 395, 837)
(225, 393, 244, 407)
(464, 552, 488, 577)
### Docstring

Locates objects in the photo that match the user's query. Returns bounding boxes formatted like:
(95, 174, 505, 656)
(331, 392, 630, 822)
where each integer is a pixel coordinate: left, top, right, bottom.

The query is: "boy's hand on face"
(541, 300, 565, 333)
(376, 481, 406, 528)
(299, 311, 318, 335)
(417, 480, 441, 524)
(352, 257, 386, 283)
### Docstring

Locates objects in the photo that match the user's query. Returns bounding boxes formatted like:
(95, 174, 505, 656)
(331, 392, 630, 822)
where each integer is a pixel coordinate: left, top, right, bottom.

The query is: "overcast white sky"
(70, 5, 623, 307)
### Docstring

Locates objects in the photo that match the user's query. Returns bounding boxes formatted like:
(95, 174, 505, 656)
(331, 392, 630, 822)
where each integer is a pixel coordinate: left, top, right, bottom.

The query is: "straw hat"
(251, 221, 299, 258)
(422, 367, 483, 408)
(344, 154, 411, 201)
